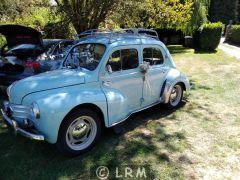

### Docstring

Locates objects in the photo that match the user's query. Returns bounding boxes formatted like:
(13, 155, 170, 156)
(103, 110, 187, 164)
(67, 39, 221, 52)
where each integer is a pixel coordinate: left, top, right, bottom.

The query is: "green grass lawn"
(1, 46, 240, 179)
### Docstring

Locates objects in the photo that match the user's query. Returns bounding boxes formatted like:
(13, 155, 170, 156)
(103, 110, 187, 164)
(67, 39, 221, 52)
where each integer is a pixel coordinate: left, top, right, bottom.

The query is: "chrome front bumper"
(1, 108, 44, 141)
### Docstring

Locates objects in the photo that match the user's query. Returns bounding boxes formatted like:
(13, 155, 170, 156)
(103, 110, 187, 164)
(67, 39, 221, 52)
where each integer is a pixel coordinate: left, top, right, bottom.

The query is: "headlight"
(7, 81, 17, 98)
(31, 102, 40, 119)
(7, 84, 12, 97)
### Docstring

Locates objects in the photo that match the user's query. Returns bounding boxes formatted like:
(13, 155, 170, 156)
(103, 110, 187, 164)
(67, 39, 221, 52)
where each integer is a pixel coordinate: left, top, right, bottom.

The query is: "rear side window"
(143, 47, 164, 65)
(107, 49, 139, 72)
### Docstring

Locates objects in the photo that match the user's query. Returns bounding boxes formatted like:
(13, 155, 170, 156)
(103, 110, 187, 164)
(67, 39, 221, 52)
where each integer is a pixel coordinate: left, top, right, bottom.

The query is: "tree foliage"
(55, 0, 120, 33)
(108, 0, 193, 30)
(209, 0, 239, 24)
(107, 0, 152, 28)
(185, 0, 210, 34)
(150, 0, 193, 30)
(0, 0, 50, 22)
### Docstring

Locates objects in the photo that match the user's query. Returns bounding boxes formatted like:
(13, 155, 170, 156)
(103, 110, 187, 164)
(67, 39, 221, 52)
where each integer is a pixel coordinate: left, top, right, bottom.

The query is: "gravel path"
(219, 38, 240, 60)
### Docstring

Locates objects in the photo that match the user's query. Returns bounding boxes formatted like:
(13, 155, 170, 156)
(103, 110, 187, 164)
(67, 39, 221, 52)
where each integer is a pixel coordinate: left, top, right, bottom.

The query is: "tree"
(107, 0, 152, 28)
(0, 0, 49, 22)
(108, 0, 193, 30)
(150, 0, 193, 30)
(185, 0, 210, 34)
(209, 0, 239, 24)
(55, 0, 120, 33)
(0, 0, 29, 21)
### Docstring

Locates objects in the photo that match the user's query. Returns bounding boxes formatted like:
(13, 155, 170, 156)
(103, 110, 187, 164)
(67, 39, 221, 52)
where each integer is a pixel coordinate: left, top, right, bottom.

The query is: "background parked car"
(0, 25, 75, 91)
(0, 24, 42, 54)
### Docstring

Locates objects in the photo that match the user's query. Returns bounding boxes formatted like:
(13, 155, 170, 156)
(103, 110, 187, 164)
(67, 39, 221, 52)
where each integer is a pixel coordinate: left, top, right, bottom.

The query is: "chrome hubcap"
(66, 116, 97, 151)
(170, 85, 182, 106)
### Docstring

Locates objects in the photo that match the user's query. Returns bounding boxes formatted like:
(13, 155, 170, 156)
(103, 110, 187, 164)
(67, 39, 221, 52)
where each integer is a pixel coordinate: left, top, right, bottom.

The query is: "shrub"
(228, 25, 240, 44)
(198, 22, 223, 51)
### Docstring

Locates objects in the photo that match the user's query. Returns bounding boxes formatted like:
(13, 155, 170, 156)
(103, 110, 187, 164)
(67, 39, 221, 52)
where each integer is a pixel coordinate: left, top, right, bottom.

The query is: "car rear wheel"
(56, 108, 102, 157)
(166, 84, 183, 108)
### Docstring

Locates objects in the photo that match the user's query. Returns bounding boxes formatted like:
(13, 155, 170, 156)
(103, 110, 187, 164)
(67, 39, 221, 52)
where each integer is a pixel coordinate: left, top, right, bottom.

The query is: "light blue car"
(1, 29, 190, 156)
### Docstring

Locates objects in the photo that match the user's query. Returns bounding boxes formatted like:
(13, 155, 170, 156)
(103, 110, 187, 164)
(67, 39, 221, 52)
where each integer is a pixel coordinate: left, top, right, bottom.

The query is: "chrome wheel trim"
(66, 116, 97, 151)
(170, 85, 182, 107)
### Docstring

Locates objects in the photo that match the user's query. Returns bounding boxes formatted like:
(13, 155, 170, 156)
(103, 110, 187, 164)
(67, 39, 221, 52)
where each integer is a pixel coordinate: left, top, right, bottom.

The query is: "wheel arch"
(62, 103, 105, 127)
(56, 103, 104, 156)
(177, 82, 186, 91)
(161, 80, 188, 104)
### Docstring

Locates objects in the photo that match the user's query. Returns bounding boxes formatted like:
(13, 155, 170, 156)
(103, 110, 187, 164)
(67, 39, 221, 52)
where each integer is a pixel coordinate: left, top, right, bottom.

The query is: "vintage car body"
(1, 30, 190, 156)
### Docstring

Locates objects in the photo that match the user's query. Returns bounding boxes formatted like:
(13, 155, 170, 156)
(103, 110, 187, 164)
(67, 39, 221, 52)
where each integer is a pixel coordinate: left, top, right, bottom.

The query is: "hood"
(9, 69, 86, 104)
(0, 25, 42, 48)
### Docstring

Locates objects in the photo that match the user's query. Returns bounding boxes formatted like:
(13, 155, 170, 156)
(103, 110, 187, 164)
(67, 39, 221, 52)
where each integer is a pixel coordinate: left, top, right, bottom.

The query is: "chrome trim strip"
(1, 109, 44, 141)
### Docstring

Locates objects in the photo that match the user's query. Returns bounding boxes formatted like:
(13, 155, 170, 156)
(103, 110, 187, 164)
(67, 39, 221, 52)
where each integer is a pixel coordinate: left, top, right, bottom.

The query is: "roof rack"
(123, 28, 159, 40)
(75, 28, 159, 43)
(75, 29, 111, 39)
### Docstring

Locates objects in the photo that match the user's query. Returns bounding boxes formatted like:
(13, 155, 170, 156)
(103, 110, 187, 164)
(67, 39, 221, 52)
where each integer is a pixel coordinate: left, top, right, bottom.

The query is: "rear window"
(143, 47, 164, 65)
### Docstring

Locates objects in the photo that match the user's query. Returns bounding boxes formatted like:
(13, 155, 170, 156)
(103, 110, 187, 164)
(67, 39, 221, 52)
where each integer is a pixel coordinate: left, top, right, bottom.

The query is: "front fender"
(161, 68, 190, 104)
(22, 83, 107, 143)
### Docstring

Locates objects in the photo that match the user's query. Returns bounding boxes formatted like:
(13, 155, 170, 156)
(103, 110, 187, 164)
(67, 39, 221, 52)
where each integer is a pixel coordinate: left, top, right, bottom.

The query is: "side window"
(121, 49, 138, 70)
(143, 47, 164, 66)
(107, 48, 139, 72)
(143, 48, 152, 65)
(108, 50, 121, 72)
(152, 48, 164, 65)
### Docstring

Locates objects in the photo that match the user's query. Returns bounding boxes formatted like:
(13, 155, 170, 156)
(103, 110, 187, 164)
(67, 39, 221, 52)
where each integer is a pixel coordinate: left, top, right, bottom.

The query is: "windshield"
(52, 41, 74, 56)
(38, 41, 74, 61)
(64, 43, 106, 71)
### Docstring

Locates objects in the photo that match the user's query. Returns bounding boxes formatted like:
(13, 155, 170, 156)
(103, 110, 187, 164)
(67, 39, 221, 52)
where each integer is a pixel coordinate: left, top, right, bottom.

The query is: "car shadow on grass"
(0, 101, 188, 179)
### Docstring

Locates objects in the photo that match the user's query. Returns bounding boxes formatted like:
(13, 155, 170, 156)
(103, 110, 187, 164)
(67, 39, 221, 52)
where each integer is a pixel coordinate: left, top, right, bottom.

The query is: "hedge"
(198, 22, 223, 51)
(228, 25, 240, 44)
(155, 29, 184, 45)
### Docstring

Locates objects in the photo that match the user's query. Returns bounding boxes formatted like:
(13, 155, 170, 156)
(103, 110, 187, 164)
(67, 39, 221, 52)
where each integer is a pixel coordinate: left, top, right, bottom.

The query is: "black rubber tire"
(56, 108, 102, 157)
(165, 84, 183, 109)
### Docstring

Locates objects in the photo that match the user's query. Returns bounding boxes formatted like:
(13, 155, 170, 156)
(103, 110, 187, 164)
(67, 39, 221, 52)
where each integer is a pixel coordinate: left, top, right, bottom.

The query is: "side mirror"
(106, 64, 113, 74)
(139, 62, 149, 74)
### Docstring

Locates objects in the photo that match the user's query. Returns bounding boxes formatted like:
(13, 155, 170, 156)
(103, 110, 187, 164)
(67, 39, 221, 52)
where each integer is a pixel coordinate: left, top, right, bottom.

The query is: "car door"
(142, 45, 168, 106)
(101, 46, 143, 125)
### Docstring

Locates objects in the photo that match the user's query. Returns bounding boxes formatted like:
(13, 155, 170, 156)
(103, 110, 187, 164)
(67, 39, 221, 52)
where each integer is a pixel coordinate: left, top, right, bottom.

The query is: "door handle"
(102, 80, 112, 86)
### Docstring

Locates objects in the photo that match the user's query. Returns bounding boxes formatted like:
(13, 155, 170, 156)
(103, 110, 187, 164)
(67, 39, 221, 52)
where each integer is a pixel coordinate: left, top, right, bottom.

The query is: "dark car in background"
(0, 25, 75, 93)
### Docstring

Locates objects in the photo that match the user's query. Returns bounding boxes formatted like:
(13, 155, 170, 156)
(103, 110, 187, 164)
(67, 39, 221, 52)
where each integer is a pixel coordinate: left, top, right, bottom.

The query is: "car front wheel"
(56, 108, 102, 156)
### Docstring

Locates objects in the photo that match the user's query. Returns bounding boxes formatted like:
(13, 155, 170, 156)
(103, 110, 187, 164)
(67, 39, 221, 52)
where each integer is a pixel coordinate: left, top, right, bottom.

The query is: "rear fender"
(161, 69, 190, 104)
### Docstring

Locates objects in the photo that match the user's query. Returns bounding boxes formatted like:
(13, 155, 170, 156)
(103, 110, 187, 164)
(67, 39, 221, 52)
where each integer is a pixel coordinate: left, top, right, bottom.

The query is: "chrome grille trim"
(5, 102, 33, 120)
